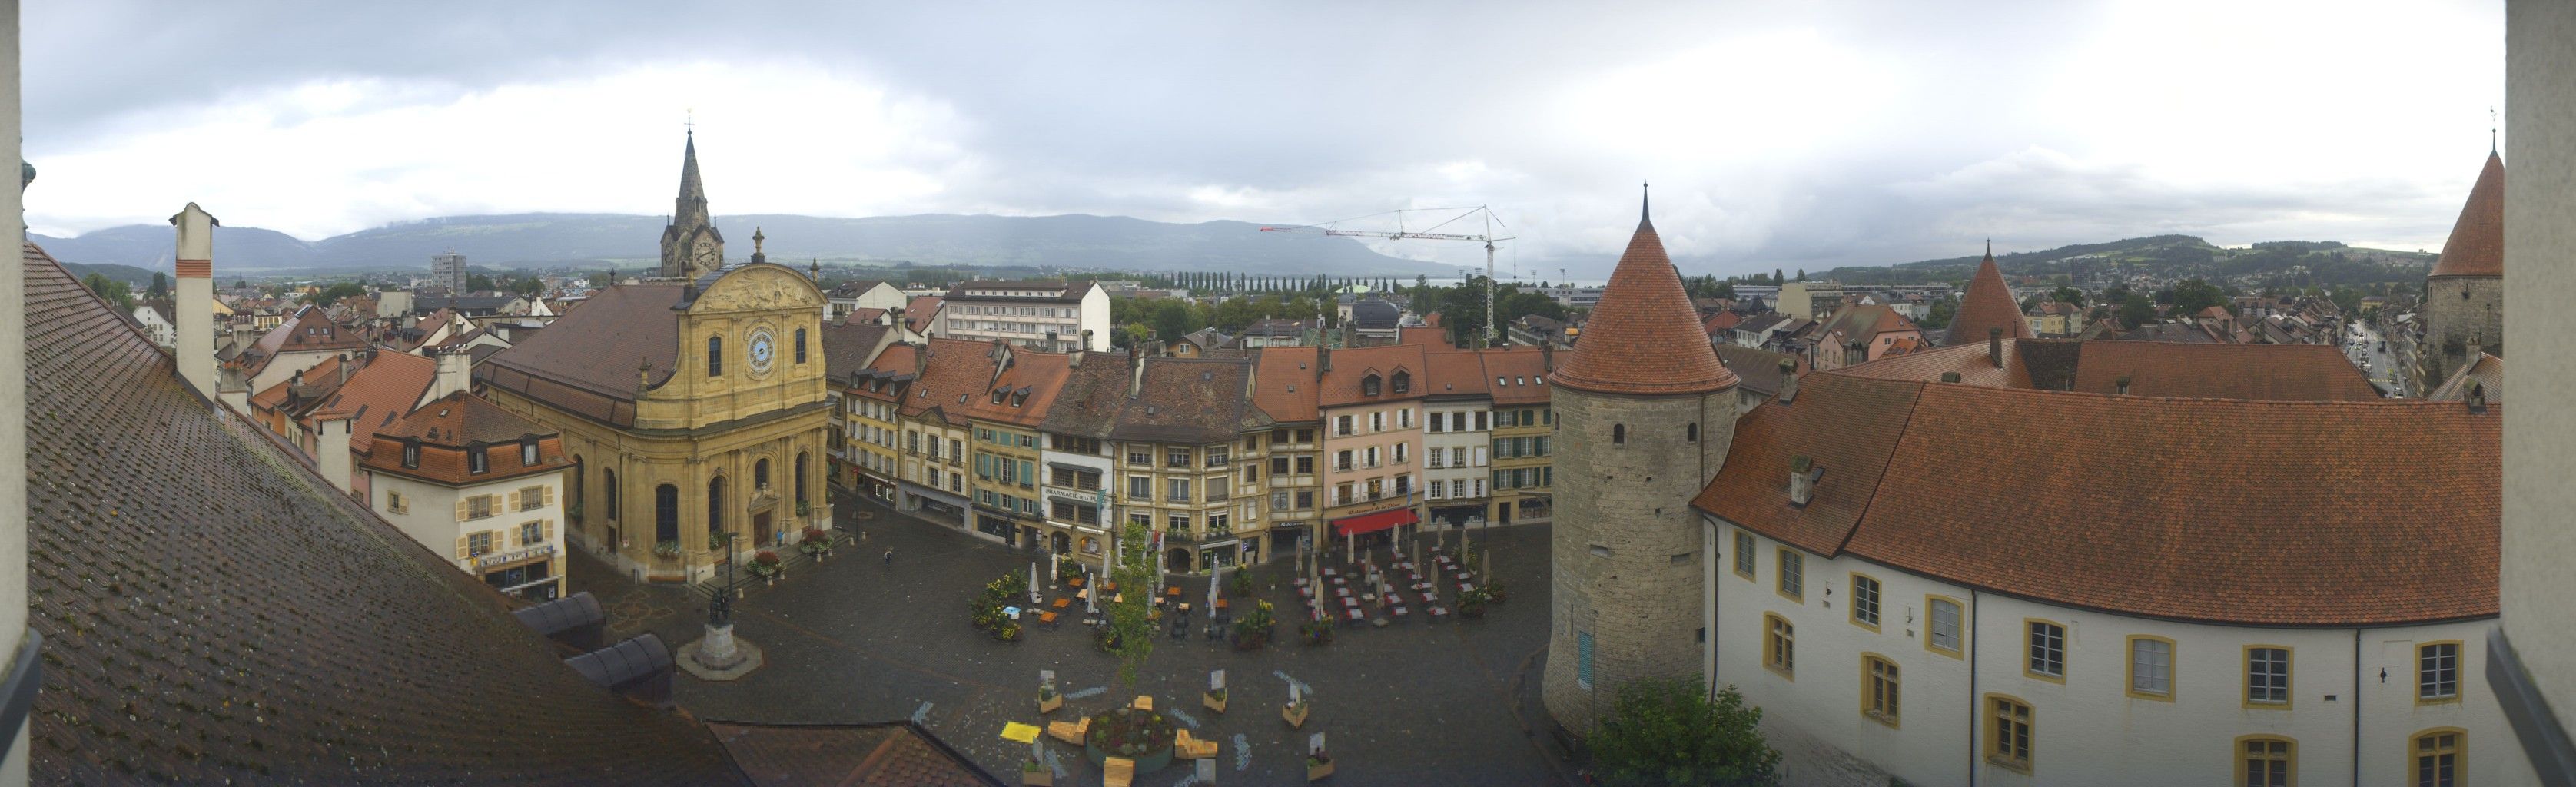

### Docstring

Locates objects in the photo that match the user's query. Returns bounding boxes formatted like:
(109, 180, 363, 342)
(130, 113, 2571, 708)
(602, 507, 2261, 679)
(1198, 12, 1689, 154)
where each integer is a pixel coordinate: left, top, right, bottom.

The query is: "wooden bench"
(1175, 729, 1220, 760)
(1045, 717, 1090, 745)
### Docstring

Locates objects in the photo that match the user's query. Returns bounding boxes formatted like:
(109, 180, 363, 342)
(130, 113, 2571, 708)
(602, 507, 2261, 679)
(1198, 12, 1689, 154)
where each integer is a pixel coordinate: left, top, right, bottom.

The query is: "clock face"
(748, 329, 776, 374)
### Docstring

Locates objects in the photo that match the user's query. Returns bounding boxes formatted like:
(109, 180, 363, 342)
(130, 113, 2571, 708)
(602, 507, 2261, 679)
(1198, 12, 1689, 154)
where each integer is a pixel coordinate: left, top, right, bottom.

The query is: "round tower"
(2423, 151, 2505, 387)
(1541, 191, 1739, 736)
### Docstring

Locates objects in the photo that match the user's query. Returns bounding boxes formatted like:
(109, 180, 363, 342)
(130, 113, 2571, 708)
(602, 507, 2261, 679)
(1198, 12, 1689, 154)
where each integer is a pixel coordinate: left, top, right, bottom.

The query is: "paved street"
(2345, 322, 2406, 397)
(573, 487, 1574, 786)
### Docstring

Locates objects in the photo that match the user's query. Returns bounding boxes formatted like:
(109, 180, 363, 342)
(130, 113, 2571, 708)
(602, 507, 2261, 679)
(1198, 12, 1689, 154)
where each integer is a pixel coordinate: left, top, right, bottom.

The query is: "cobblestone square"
(574, 488, 1573, 786)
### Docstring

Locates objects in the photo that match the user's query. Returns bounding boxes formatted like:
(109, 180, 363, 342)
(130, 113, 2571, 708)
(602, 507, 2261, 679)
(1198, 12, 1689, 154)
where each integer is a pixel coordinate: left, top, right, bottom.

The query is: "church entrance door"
(753, 513, 773, 548)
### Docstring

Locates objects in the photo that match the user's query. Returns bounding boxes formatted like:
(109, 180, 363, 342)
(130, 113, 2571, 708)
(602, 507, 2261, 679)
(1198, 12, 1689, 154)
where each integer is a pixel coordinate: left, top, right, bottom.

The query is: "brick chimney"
(171, 203, 219, 398)
(1987, 327, 2003, 369)
(1774, 359, 1798, 403)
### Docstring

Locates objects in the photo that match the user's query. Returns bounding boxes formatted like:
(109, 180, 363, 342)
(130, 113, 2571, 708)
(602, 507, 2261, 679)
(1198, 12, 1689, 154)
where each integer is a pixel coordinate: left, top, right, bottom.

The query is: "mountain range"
(31, 212, 1438, 277)
(1821, 235, 2436, 286)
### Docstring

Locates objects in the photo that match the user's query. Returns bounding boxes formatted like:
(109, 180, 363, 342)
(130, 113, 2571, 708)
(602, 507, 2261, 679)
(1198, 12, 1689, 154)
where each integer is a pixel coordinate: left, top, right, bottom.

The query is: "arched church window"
(655, 484, 679, 543)
(708, 336, 724, 376)
(1687, 423, 1698, 443)
(795, 328, 808, 364)
(1612, 424, 1625, 445)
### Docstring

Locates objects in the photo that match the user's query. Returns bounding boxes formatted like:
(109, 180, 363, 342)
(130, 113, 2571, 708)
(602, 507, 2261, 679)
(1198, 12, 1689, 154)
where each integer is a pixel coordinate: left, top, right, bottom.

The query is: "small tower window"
(707, 336, 724, 376)
(1687, 423, 1699, 443)
(1612, 424, 1626, 445)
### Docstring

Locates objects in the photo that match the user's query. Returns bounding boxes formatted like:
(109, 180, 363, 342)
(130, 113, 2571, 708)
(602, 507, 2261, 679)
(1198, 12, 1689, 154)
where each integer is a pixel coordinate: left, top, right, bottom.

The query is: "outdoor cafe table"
(1428, 606, 1449, 619)
(1458, 583, 1477, 594)
(1419, 591, 1438, 604)
(1344, 608, 1366, 623)
(1391, 606, 1409, 619)
(1335, 587, 1351, 598)
(1322, 567, 1338, 576)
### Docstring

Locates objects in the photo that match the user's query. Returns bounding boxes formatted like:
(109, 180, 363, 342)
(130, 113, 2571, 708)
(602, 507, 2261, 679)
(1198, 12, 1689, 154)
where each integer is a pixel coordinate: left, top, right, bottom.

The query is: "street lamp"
(709, 529, 737, 627)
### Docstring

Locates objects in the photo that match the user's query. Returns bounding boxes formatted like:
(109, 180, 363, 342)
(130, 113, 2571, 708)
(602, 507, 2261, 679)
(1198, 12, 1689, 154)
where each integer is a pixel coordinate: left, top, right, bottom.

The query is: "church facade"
(477, 135, 832, 583)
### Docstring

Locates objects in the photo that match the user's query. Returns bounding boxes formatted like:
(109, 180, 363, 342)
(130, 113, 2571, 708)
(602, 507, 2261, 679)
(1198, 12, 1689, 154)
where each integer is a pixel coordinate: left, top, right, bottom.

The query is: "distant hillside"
(1821, 235, 2436, 287)
(32, 213, 1439, 277)
(58, 261, 163, 287)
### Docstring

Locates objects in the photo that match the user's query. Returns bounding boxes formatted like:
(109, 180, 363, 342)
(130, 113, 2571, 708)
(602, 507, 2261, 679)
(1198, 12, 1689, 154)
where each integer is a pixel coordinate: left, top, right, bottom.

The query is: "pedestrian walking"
(883, 548, 893, 566)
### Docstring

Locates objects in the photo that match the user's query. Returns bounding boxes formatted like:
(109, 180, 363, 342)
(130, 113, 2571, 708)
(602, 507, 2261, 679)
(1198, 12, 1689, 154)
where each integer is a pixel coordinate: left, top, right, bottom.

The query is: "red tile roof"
(1316, 344, 1428, 406)
(22, 241, 750, 784)
(1481, 346, 1555, 406)
(1701, 310, 1742, 335)
(2429, 151, 2505, 277)
(304, 350, 437, 451)
(1949, 249, 2034, 344)
(1829, 339, 2379, 402)
(1250, 346, 1322, 423)
(357, 391, 569, 486)
(1695, 372, 2498, 626)
(1551, 211, 1736, 395)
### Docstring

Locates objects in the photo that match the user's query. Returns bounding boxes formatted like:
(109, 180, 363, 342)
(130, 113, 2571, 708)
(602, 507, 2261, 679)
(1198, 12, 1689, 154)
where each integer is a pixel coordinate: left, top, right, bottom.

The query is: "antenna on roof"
(1640, 181, 1651, 224)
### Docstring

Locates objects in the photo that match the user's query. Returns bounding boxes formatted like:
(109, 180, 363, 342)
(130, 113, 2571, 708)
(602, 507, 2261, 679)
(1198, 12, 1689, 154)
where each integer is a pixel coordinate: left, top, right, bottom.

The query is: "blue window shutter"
(1578, 632, 1595, 689)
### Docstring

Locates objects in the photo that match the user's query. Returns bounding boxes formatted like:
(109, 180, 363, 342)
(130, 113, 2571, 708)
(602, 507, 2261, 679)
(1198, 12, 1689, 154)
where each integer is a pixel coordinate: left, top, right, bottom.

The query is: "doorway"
(753, 512, 772, 547)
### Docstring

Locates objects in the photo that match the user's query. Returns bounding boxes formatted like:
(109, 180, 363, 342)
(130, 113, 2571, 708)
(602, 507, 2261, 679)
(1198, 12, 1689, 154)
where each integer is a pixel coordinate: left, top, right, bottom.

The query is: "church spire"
(659, 126, 725, 277)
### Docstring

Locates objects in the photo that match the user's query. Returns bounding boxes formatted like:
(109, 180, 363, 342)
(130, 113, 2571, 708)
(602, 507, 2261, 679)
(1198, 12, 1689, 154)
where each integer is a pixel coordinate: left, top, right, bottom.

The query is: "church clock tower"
(659, 130, 725, 278)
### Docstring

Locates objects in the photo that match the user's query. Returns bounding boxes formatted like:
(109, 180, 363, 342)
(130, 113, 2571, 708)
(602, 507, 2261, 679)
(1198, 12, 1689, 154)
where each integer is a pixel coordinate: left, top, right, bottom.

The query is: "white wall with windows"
(1711, 519, 2531, 787)
(368, 467, 568, 600)
(1422, 403, 1492, 523)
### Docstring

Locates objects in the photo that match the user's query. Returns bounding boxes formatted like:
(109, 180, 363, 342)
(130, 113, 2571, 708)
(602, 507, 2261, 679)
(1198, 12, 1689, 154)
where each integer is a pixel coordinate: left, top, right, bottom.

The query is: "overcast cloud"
(23, 0, 2504, 276)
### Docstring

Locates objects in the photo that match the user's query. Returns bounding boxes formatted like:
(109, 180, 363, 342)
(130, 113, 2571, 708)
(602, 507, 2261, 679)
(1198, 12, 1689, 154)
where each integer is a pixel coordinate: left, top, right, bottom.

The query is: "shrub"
(1589, 679, 1781, 787)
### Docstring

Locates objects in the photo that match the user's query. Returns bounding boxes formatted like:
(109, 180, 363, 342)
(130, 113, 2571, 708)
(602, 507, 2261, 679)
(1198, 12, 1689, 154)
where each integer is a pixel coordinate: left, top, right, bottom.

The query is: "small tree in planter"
(1037, 670, 1063, 714)
(1303, 732, 1333, 781)
(1458, 586, 1492, 619)
(1203, 669, 1228, 714)
(1282, 684, 1311, 729)
(1231, 601, 1276, 651)
(1299, 616, 1334, 646)
(1020, 759, 1052, 787)
(994, 621, 1024, 642)
(1229, 567, 1256, 597)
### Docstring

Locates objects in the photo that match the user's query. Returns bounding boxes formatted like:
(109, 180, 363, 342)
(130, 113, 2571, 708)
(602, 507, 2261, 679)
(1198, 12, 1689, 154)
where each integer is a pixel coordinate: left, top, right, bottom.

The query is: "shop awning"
(1331, 507, 1419, 537)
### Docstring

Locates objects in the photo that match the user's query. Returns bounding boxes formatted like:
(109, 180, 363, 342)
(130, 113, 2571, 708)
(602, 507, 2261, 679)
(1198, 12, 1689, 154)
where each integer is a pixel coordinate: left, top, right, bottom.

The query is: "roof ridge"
(1831, 378, 1930, 556)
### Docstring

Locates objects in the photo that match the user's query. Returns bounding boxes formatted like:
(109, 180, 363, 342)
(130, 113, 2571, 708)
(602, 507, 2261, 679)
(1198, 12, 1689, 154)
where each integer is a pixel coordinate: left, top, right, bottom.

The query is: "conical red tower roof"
(1550, 197, 1736, 396)
(1947, 245, 2033, 344)
(2429, 152, 2504, 278)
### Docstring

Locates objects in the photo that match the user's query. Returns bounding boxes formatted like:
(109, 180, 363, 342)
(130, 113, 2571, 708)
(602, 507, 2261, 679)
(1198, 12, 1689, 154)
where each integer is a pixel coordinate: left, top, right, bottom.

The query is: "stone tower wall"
(2425, 274, 2505, 377)
(1541, 385, 1735, 734)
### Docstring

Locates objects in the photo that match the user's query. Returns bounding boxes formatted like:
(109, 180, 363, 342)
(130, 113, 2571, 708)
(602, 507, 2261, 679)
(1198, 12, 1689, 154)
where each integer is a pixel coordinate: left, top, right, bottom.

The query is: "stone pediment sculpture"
(691, 265, 821, 315)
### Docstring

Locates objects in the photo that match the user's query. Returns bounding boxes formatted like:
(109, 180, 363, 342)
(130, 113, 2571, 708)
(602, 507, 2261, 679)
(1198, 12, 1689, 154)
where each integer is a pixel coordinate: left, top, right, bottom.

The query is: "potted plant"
(1081, 706, 1177, 773)
(1459, 586, 1490, 619)
(995, 621, 1023, 642)
(1230, 601, 1276, 651)
(707, 531, 729, 552)
(798, 527, 831, 558)
(1300, 616, 1334, 646)
(1020, 759, 1052, 787)
(1202, 686, 1227, 714)
(1282, 696, 1310, 728)
(1229, 569, 1256, 597)
(1306, 751, 1334, 781)
(652, 540, 682, 559)
(750, 550, 782, 583)
(1037, 683, 1063, 714)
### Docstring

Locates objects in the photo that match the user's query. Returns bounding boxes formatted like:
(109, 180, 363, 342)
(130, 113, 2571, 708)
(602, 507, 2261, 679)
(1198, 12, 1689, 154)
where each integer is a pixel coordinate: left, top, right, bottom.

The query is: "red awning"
(1331, 507, 1419, 537)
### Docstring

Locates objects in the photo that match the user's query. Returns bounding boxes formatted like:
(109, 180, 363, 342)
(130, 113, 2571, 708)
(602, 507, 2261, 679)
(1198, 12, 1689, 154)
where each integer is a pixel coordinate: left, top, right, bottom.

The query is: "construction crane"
(1260, 206, 1515, 347)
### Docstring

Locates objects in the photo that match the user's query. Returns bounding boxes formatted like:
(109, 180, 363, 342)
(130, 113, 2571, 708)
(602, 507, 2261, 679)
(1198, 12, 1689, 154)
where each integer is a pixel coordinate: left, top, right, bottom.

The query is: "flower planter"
(1038, 694, 1063, 714)
(1306, 759, 1335, 782)
(1021, 765, 1053, 786)
(1282, 703, 1309, 729)
(1202, 691, 1226, 714)
(1083, 740, 1174, 775)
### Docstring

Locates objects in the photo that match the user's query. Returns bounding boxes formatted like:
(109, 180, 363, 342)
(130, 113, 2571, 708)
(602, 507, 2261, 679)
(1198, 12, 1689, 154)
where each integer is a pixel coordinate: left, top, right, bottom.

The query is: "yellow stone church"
(476, 134, 832, 583)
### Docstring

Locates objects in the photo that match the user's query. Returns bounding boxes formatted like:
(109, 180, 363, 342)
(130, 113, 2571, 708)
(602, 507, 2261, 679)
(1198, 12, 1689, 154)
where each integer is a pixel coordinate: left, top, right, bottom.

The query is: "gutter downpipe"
(1969, 589, 1980, 787)
(2354, 629, 2362, 787)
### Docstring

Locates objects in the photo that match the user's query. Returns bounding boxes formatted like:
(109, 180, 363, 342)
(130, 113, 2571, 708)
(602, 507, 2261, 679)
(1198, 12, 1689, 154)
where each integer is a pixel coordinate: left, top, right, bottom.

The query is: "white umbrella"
(1030, 561, 1041, 604)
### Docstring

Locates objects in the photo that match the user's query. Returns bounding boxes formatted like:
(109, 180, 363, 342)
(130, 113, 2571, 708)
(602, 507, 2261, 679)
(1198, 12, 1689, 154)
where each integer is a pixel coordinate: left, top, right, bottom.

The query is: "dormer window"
(468, 443, 490, 474)
(400, 438, 420, 469)
(993, 388, 1009, 404)
(1391, 371, 1411, 394)
(520, 436, 539, 466)
(1362, 374, 1382, 397)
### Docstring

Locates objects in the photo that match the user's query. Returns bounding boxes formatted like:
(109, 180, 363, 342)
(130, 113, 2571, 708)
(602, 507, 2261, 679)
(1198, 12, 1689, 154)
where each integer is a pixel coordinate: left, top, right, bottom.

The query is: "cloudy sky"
(24, 0, 2503, 276)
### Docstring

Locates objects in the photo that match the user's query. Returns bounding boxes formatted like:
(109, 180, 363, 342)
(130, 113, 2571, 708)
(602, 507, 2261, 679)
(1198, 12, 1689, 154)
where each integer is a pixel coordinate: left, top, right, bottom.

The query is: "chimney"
(1081, 328, 1095, 354)
(1774, 359, 1798, 403)
(217, 364, 251, 412)
(171, 203, 220, 399)
(429, 348, 473, 401)
(317, 416, 355, 494)
(1939, 371, 1960, 384)
(2468, 383, 2488, 413)
(1987, 327, 2003, 369)
(1539, 341, 1555, 371)
(915, 344, 931, 378)
(1788, 456, 1816, 506)
(1129, 349, 1149, 397)
(1316, 345, 1332, 379)
(2115, 376, 2132, 395)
